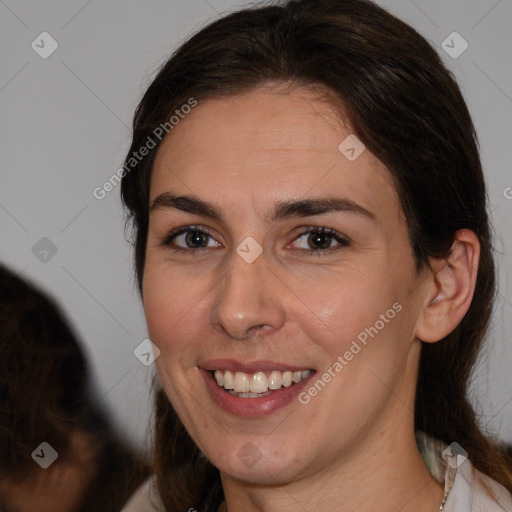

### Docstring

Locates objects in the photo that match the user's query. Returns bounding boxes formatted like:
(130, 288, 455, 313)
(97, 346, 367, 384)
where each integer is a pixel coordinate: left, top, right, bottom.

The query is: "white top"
(121, 432, 512, 512)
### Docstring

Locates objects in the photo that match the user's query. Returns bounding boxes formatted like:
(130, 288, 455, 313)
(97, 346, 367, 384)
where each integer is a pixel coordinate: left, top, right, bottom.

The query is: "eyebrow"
(149, 193, 377, 225)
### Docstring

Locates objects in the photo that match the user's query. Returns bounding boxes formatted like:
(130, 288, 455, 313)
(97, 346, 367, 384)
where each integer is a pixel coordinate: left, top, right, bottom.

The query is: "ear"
(414, 229, 480, 343)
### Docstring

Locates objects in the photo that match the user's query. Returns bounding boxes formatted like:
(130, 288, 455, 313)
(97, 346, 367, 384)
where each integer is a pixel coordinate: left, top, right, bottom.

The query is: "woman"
(119, 0, 512, 510)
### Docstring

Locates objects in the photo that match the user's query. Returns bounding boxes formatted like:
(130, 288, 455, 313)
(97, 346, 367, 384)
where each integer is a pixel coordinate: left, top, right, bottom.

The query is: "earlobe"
(415, 229, 480, 343)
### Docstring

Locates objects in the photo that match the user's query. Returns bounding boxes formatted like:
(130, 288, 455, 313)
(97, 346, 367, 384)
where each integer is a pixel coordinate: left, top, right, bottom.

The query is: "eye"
(290, 226, 350, 256)
(160, 225, 220, 252)
(160, 224, 350, 257)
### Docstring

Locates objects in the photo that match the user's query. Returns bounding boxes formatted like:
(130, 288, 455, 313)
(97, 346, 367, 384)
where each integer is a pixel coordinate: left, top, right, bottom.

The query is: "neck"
(220, 426, 444, 512)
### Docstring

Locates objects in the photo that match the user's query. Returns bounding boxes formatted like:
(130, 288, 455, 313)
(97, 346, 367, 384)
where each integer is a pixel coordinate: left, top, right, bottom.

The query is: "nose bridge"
(211, 247, 283, 340)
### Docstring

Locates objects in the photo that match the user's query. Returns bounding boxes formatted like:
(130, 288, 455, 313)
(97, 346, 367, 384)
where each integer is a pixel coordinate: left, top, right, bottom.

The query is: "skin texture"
(144, 84, 480, 512)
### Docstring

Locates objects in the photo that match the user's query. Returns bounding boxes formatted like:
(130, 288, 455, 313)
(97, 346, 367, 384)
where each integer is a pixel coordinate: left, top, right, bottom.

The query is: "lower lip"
(199, 368, 316, 417)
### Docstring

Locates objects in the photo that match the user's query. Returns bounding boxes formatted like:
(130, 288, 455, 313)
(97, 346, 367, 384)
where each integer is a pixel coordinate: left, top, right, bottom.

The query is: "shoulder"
(457, 459, 512, 511)
(121, 475, 166, 512)
(416, 431, 512, 511)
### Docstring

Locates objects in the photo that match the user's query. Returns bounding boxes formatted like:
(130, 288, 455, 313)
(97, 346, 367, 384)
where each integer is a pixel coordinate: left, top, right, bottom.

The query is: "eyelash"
(160, 225, 350, 257)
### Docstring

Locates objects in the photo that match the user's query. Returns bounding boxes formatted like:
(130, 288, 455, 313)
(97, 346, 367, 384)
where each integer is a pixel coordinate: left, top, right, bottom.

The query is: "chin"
(210, 445, 305, 485)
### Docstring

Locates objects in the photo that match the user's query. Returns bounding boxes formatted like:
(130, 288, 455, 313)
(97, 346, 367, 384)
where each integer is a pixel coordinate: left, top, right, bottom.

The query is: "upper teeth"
(214, 369, 311, 393)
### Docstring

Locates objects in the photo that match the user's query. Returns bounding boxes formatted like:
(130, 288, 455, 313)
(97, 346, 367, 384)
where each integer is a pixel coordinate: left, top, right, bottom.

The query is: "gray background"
(1, 0, 511, 451)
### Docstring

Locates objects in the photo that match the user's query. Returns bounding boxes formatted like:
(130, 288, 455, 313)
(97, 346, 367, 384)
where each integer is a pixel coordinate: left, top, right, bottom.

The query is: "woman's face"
(144, 85, 431, 483)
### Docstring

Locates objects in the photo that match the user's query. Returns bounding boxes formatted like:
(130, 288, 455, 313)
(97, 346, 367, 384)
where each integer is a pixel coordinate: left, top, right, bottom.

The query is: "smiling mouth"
(210, 369, 314, 398)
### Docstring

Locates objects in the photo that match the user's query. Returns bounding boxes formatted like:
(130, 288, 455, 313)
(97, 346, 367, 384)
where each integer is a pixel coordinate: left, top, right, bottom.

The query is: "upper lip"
(198, 359, 315, 374)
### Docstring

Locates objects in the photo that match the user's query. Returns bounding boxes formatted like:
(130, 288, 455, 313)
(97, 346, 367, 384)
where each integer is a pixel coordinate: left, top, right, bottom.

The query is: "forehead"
(150, 86, 400, 225)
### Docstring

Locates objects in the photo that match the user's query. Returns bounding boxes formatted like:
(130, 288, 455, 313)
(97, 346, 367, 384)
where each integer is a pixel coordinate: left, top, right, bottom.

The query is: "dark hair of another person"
(0, 265, 150, 511)
(119, 0, 512, 510)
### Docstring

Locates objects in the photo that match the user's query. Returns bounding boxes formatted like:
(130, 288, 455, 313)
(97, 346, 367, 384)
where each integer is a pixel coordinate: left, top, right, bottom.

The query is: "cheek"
(289, 267, 390, 343)
(142, 261, 204, 343)
(295, 273, 408, 385)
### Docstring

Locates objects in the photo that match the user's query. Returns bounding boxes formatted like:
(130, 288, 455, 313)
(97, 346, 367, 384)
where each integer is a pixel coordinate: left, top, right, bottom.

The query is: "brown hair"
(0, 265, 150, 511)
(0, 265, 88, 479)
(120, 0, 512, 510)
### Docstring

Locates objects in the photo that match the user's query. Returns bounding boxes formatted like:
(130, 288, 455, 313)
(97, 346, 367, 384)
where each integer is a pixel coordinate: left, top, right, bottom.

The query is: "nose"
(211, 249, 285, 341)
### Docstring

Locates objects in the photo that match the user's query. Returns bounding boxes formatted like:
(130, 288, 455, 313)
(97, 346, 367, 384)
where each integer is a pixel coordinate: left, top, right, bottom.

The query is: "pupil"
(187, 231, 207, 248)
(309, 232, 330, 250)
